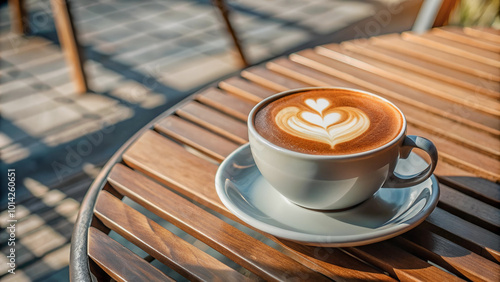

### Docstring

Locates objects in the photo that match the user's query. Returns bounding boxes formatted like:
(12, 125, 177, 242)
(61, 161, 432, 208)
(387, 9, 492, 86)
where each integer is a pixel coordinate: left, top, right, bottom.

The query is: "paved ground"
(0, 0, 417, 280)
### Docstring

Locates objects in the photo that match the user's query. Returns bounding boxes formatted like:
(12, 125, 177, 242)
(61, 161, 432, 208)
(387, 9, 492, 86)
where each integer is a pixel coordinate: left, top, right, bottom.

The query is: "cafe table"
(70, 26, 500, 281)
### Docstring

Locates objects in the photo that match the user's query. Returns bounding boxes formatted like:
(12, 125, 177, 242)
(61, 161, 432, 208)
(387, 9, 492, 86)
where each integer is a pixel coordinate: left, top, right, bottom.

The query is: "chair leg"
(50, 0, 88, 94)
(433, 0, 459, 27)
(9, 0, 28, 34)
(212, 0, 249, 67)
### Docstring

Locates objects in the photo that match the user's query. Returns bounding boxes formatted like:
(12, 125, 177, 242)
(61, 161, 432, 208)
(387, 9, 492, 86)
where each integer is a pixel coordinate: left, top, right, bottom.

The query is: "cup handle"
(384, 135, 438, 188)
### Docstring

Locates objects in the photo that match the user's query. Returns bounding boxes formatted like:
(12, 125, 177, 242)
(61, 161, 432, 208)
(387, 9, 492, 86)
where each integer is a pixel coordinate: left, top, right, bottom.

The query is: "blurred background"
(0, 0, 498, 281)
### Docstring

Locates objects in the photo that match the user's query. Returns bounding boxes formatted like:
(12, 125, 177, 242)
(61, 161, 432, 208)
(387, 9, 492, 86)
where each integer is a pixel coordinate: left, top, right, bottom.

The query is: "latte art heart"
(275, 99, 370, 148)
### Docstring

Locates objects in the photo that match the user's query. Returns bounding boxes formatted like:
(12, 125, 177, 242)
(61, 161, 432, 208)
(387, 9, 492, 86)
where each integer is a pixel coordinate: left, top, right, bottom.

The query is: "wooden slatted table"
(70, 26, 500, 281)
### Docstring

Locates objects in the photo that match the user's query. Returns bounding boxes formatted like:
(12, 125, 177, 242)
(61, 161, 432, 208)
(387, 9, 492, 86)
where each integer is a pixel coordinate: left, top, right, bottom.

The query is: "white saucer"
(215, 144, 439, 247)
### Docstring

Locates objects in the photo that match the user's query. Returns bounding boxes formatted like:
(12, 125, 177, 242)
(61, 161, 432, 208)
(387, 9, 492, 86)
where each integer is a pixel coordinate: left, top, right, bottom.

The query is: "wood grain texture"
(407, 126, 499, 182)
(438, 184, 499, 233)
(340, 40, 500, 98)
(107, 164, 331, 281)
(88, 258, 111, 282)
(274, 241, 396, 282)
(176, 102, 248, 144)
(402, 32, 500, 68)
(432, 27, 500, 53)
(219, 77, 276, 103)
(94, 190, 250, 282)
(439, 176, 500, 207)
(241, 67, 308, 92)
(425, 208, 500, 262)
(463, 27, 500, 44)
(370, 34, 500, 82)
(432, 161, 476, 179)
(404, 112, 499, 160)
(398, 225, 500, 282)
(88, 227, 174, 282)
(268, 57, 360, 89)
(155, 115, 240, 162)
(123, 130, 225, 214)
(345, 241, 462, 281)
(195, 88, 255, 121)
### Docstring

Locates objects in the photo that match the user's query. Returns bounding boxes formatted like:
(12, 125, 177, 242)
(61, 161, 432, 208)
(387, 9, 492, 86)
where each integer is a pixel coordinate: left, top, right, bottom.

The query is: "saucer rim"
(215, 144, 440, 247)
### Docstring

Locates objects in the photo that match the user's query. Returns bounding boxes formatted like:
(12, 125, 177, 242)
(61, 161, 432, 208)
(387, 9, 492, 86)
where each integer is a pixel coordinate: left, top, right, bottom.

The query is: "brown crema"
(254, 89, 404, 155)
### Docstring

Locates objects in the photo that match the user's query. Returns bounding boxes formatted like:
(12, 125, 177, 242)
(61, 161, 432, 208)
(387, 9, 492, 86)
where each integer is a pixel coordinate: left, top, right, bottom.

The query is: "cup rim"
(247, 87, 407, 159)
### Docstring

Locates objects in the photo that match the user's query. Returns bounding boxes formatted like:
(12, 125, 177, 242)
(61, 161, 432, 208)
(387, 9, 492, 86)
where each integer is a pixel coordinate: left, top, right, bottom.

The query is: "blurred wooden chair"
(10, 0, 248, 84)
(8, 0, 89, 94)
(212, 0, 249, 67)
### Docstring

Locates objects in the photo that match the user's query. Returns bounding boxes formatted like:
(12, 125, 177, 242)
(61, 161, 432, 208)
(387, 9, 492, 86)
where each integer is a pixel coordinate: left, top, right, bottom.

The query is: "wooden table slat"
(88, 227, 174, 282)
(176, 101, 248, 144)
(438, 184, 500, 233)
(155, 115, 240, 162)
(291, 49, 500, 134)
(463, 27, 500, 44)
(123, 130, 225, 214)
(94, 191, 250, 282)
(432, 161, 476, 179)
(339, 40, 500, 98)
(240, 67, 309, 92)
(346, 241, 462, 281)
(107, 164, 331, 281)
(408, 126, 500, 182)
(370, 34, 500, 81)
(439, 176, 500, 206)
(432, 27, 500, 52)
(267, 58, 359, 88)
(406, 114, 500, 160)
(195, 88, 255, 122)
(398, 225, 500, 282)
(425, 208, 500, 262)
(402, 32, 500, 68)
(317, 44, 500, 117)
(273, 241, 397, 281)
(219, 77, 277, 103)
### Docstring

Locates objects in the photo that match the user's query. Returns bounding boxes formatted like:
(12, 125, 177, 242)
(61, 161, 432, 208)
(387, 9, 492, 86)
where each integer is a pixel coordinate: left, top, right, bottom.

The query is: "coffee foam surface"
(254, 89, 403, 155)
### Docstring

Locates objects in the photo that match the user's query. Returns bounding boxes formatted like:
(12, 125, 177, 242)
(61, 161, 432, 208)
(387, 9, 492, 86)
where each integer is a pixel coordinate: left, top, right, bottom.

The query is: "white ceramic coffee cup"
(248, 87, 438, 210)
